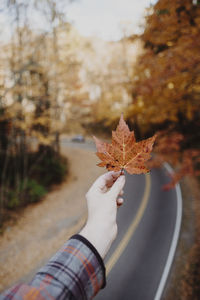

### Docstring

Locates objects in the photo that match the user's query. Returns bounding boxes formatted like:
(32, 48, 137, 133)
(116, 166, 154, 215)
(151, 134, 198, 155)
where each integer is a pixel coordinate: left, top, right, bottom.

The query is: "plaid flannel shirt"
(0, 235, 106, 300)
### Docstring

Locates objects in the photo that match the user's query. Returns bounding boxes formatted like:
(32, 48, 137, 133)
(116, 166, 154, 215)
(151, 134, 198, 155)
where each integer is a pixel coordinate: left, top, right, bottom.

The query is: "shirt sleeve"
(0, 234, 106, 300)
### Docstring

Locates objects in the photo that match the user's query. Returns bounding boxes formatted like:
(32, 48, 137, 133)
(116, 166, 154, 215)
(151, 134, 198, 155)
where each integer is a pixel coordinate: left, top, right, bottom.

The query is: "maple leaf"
(93, 114, 156, 174)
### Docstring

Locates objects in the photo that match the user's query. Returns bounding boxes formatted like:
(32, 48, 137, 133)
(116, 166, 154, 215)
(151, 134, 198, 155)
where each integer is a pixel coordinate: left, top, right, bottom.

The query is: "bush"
(6, 179, 47, 209)
(24, 179, 47, 204)
(0, 146, 68, 225)
(6, 192, 20, 210)
(29, 147, 68, 187)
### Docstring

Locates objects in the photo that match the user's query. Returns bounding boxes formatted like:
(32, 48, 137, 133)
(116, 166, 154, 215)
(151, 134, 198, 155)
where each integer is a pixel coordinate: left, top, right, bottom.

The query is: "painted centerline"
(106, 173, 151, 275)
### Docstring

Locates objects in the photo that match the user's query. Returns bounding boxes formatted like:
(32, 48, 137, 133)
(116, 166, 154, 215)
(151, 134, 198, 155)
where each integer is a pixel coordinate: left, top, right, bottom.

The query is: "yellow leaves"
(167, 41, 173, 47)
(129, 0, 200, 132)
(33, 116, 50, 127)
(192, 85, 200, 93)
(138, 99, 144, 108)
(51, 119, 63, 132)
(14, 119, 28, 131)
(144, 68, 151, 78)
(9, 102, 23, 115)
(167, 82, 174, 89)
(32, 131, 53, 145)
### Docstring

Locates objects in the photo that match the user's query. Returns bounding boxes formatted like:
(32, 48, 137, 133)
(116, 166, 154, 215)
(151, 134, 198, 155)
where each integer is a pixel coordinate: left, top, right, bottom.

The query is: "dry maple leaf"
(93, 114, 156, 174)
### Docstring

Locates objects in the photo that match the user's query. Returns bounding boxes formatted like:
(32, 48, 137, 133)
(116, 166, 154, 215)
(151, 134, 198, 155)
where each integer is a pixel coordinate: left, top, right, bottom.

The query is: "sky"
(67, 0, 158, 41)
(0, 0, 158, 43)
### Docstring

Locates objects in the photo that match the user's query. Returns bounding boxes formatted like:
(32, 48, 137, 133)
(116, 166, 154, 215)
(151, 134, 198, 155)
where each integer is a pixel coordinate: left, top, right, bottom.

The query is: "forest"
(0, 0, 200, 298)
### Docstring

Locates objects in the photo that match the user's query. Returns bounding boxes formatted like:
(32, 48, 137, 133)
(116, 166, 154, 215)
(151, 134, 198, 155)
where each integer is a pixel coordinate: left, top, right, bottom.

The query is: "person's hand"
(80, 171, 125, 258)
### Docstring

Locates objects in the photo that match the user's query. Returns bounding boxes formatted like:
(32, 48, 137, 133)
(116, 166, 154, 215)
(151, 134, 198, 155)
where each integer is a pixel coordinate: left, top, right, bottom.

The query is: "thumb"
(109, 175, 125, 198)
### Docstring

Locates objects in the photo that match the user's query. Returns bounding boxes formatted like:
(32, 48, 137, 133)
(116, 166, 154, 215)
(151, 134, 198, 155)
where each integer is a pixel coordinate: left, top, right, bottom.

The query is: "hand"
(80, 171, 125, 258)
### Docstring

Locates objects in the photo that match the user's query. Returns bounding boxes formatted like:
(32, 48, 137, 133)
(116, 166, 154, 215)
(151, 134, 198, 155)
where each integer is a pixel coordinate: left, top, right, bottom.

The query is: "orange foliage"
(129, 0, 200, 128)
(148, 131, 200, 189)
(163, 149, 200, 190)
(127, 0, 200, 188)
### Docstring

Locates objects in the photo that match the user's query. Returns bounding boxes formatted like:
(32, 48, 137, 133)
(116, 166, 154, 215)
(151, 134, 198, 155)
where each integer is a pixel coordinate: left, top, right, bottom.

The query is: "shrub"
(29, 148, 68, 187)
(24, 179, 47, 204)
(0, 146, 68, 226)
(6, 179, 47, 209)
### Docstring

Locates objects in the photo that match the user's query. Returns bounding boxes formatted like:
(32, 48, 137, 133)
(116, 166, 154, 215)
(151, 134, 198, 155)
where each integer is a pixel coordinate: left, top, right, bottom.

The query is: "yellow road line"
(106, 173, 151, 275)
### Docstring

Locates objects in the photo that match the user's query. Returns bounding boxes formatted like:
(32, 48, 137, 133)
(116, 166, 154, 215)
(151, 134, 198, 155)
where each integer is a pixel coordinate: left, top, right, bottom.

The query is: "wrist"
(79, 221, 117, 259)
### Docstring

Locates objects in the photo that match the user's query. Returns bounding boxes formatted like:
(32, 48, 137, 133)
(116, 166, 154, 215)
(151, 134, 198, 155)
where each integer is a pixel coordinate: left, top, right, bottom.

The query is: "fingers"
(117, 189, 125, 207)
(117, 197, 124, 207)
(105, 171, 123, 188)
(109, 175, 125, 198)
(92, 171, 122, 191)
(119, 189, 124, 196)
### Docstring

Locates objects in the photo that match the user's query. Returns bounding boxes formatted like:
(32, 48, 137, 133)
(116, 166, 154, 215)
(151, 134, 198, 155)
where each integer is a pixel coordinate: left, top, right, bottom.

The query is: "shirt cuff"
(70, 234, 106, 288)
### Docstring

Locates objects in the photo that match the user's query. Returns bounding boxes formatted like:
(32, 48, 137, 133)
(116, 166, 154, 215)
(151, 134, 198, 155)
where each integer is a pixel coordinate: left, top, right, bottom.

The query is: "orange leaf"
(93, 114, 156, 174)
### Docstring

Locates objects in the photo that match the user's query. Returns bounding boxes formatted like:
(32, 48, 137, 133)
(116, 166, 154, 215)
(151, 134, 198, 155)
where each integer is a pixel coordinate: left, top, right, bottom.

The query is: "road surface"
(61, 138, 182, 300)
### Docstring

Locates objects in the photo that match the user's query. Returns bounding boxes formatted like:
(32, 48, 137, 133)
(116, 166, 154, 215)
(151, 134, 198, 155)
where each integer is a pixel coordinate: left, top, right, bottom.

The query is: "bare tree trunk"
(52, 26, 60, 154)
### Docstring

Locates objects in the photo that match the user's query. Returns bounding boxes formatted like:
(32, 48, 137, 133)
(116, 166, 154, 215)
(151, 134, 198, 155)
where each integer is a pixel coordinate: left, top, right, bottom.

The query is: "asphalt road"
(61, 138, 181, 300)
(95, 168, 180, 300)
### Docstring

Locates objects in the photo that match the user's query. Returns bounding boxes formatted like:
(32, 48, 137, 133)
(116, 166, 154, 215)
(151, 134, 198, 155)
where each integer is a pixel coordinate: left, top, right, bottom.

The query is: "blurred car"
(71, 135, 85, 143)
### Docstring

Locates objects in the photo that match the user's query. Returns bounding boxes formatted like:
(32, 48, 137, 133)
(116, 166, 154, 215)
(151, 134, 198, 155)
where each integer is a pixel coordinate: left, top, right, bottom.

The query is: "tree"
(127, 0, 200, 141)
(78, 37, 142, 132)
(0, 0, 78, 223)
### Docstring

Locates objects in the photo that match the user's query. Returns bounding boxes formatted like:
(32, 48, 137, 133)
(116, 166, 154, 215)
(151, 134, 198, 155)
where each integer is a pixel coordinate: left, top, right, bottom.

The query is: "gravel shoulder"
(0, 144, 104, 292)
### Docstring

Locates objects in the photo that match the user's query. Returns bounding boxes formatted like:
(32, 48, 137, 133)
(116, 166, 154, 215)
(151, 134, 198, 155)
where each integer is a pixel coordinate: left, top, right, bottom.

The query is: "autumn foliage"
(0, 0, 74, 225)
(124, 0, 200, 188)
(148, 131, 200, 189)
(94, 114, 156, 174)
(129, 0, 200, 132)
